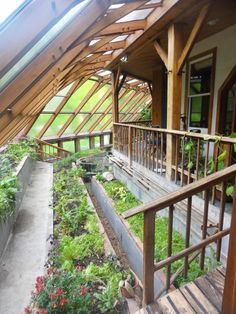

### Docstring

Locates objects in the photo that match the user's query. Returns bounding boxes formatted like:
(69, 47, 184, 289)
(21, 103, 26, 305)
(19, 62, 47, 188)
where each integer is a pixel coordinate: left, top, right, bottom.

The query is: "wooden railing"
(35, 138, 71, 161)
(122, 165, 236, 312)
(113, 123, 236, 202)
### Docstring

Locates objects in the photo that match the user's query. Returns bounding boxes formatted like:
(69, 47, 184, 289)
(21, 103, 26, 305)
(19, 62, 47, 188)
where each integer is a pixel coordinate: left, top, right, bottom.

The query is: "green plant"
(139, 105, 151, 121)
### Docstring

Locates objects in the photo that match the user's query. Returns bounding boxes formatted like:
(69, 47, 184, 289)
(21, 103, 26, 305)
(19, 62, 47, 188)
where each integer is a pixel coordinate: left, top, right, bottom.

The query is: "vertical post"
(58, 141, 63, 158)
(166, 23, 183, 180)
(128, 126, 133, 166)
(143, 210, 155, 306)
(112, 70, 120, 148)
(100, 135, 104, 148)
(75, 138, 80, 152)
(112, 70, 119, 123)
(222, 179, 236, 314)
(152, 67, 163, 126)
(89, 136, 95, 149)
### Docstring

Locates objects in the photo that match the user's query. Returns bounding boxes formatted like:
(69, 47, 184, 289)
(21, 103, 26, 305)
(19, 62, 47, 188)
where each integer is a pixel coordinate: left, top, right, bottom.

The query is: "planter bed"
(0, 140, 37, 259)
(26, 160, 132, 314)
(91, 177, 215, 291)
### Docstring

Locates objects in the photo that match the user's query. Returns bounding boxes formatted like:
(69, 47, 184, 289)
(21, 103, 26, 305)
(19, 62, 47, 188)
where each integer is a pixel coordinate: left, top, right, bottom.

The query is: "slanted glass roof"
(0, 0, 27, 24)
(0, 0, 91, 92)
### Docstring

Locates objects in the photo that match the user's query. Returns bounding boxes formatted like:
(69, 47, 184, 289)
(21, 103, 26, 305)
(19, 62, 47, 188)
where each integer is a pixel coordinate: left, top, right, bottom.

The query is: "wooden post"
(58, 141, 63, 158)
(100, 135, 104, 148)
(152, 67, 163, 126)
(166, 23, 184, 180)
(128, 126, 133, 166)
(143, 210, 155, 305)
(75, 138, 80, 152)
(112, 70, 119, 123)
(222, 179, 236, 314)
(89, 136, 95, 149)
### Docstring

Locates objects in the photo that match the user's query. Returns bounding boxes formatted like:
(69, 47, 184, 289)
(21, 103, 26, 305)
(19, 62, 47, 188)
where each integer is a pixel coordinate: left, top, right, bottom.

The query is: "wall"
(181, 23, 236, 134)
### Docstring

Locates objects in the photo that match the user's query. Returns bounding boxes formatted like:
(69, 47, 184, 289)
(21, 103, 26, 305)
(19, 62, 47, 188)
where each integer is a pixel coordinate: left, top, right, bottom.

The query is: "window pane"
(189, 57, 212, 96)
(189, 96, 209, 128)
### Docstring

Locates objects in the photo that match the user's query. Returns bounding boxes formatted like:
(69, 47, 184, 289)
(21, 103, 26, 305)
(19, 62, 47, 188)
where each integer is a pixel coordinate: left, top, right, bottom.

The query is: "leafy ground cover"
(96, 176, 217, 287)
(54, 148, 102, 172)
(0, 139, 37, 223)
(26, 162, 129, 314)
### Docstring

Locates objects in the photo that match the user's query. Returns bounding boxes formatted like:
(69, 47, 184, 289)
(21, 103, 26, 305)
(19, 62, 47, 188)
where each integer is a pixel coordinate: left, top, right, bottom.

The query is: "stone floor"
(0, 162, 53, 314)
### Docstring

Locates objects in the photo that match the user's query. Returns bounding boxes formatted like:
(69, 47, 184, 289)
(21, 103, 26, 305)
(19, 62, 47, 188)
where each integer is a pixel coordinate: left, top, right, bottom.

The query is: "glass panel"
(189, 57, 212, 96)
(93, 114, 111, 131)
(81, 114, 101, 132)
(97, 97, 112, 112)
(63, 141, 75, 153)
(0, 0, 27, 24)
(0, 0, 91, 91)
(117, 9, 152, 22)
(63, 114, 86, 135)
(189, 96, 209, 128)
(28, 114, 52, 137)
(57, 83, 73, 96)
(82, 85, 109, 111)
(43, 97, 63, 112)
(104, 135, 110, 145)
(43, 114, 71, 137)
(62, 80, 95, 112)
(80, 138, 89, 150)
(94, 137, 100, 148)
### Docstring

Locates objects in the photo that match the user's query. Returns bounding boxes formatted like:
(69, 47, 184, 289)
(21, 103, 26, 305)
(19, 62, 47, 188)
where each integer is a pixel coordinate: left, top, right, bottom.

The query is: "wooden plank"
(180, 282, 219, 314)
(222, 180, 236, 313)
(195, 275, 222, 312)
(158, 289, 195, 314)
(206, 269, 225, 295)
(152, 67, 163, 126)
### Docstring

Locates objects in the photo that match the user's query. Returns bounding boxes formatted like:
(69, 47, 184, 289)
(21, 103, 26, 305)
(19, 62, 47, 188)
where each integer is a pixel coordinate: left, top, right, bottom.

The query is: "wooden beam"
(100, 20, 147, 36)
(74, 1, 147, 43)
(112, 70, 120, 123)
(166, 23, 184, 179)
(177, 3, 211, 74)
(153, 40, 168, 69)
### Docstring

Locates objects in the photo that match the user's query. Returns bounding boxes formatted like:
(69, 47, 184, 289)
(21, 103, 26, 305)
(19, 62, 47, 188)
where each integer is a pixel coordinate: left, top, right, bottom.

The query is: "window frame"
(184, 48, 216, 133)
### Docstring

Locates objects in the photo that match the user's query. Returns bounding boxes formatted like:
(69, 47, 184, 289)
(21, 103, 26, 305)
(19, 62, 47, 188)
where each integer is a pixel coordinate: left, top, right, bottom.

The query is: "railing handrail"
(123, 164, 236, 219)
(114, 122, 236, 144)
(121, 120, 152, 124)
(35, 138, 72, 154)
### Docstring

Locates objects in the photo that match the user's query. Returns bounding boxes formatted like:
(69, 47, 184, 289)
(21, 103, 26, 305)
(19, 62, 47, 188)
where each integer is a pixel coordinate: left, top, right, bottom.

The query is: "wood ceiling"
(0, 0, 235, 145)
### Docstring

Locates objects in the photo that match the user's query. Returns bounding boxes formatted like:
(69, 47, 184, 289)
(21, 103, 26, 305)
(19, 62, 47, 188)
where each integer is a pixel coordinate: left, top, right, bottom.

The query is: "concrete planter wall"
(0, 156, 36, 259)
(90, 177, 164, 295)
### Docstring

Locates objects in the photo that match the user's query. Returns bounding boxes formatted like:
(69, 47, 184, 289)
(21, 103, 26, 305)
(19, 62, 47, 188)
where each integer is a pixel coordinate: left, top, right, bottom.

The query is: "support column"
(112, 70, 119, 123)
(89, 136, 95, 149)
(152, 66, 164, 126)
(166, 23, 184, 180)
(75, 138, 80, 152)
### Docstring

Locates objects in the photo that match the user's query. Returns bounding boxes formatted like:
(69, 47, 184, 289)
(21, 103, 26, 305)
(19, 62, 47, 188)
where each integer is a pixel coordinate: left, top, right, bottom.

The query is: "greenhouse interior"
(0, 0, 236, 313)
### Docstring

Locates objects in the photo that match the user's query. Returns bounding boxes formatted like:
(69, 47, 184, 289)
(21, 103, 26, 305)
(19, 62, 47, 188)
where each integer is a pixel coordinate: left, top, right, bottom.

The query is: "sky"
(0, 0, 25, 24)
